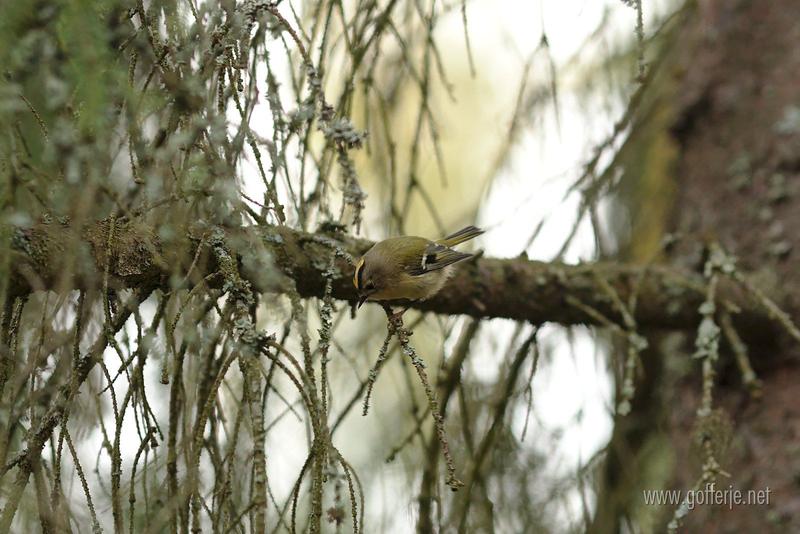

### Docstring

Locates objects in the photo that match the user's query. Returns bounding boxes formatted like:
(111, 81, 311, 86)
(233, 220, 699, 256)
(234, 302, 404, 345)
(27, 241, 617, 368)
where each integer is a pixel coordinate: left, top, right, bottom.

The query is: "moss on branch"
(4, 219, 770, 332)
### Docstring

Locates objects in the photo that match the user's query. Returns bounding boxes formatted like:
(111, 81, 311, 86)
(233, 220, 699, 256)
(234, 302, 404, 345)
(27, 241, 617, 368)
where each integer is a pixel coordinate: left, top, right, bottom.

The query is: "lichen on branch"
(4, 219, 776, 335)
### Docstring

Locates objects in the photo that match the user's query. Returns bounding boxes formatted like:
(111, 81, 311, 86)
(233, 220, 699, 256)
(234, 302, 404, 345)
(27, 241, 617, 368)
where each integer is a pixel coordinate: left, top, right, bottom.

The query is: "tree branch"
(5, 219, 769, 332)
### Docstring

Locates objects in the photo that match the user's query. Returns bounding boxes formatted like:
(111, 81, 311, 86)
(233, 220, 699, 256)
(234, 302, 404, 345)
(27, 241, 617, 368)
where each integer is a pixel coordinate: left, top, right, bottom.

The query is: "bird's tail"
(437, 225, 484, 247)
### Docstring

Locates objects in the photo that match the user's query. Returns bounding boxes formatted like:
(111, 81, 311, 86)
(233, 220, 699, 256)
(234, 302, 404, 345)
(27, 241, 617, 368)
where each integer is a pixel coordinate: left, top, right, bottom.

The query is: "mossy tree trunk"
(593, 0, 800, 531)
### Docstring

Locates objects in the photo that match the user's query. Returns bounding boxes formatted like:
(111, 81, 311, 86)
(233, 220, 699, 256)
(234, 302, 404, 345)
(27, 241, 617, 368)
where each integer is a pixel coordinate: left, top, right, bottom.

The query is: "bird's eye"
(365, 281, 375, 290)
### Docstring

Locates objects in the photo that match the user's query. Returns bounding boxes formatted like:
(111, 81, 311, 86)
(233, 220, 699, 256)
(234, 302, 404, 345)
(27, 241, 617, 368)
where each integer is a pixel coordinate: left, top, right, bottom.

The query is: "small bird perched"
(353, 225, 484, 308)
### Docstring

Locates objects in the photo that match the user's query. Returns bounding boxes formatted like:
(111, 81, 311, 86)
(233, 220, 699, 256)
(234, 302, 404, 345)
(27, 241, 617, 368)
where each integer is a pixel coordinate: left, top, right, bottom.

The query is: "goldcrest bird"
(353, 225, 484, 308)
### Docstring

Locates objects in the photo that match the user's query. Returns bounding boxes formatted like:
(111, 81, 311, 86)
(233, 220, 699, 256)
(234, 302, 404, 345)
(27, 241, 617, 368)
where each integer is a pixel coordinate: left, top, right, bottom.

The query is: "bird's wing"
(405, 242, 473, 276)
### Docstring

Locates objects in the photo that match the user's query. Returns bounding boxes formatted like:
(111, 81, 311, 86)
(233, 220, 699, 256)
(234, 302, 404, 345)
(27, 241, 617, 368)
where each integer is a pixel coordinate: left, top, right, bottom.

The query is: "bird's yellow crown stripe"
(354, 257, 365, 289)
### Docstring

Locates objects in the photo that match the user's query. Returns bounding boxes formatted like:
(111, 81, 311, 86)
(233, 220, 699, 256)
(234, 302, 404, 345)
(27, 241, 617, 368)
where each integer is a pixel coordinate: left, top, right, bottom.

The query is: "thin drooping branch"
(0, 286, 155, 530)
(5, 219, 772, 333)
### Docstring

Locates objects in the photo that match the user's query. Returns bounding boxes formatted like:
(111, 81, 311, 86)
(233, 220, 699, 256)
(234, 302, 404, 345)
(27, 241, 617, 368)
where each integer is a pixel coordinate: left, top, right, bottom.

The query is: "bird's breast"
(369, 268, 451, 301)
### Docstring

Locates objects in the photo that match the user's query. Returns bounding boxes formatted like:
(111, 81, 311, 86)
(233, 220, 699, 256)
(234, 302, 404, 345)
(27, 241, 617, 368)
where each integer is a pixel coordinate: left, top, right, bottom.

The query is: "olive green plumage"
(353, 226, 484, 307)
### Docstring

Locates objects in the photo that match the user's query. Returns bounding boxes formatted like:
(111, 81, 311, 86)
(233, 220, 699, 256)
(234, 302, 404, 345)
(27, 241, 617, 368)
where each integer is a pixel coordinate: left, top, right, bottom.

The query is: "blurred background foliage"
(0, 0, 695, 532)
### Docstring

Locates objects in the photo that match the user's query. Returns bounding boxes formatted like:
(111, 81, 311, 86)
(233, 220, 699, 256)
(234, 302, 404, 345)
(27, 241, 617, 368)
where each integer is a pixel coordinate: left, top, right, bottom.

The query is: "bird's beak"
(357, 295, 368, 309)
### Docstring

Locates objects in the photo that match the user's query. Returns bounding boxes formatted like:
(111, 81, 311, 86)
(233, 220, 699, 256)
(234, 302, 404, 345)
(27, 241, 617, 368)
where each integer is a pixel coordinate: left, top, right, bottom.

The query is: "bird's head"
(353, 255, 381, 308)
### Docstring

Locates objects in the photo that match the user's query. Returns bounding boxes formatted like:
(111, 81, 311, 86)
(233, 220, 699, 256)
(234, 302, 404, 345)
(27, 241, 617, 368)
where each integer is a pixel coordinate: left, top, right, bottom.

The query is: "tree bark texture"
(4, 218, 773, 332)
(593, 0, 800, 531)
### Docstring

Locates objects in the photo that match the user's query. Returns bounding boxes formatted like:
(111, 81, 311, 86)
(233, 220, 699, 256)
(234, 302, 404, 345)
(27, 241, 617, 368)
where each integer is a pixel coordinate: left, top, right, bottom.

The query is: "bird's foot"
(381, 304, 411, 333)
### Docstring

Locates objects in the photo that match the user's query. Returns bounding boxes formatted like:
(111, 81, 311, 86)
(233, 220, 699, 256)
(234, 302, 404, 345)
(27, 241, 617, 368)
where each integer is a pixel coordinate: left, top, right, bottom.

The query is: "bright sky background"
(77, 1, 676, 532)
